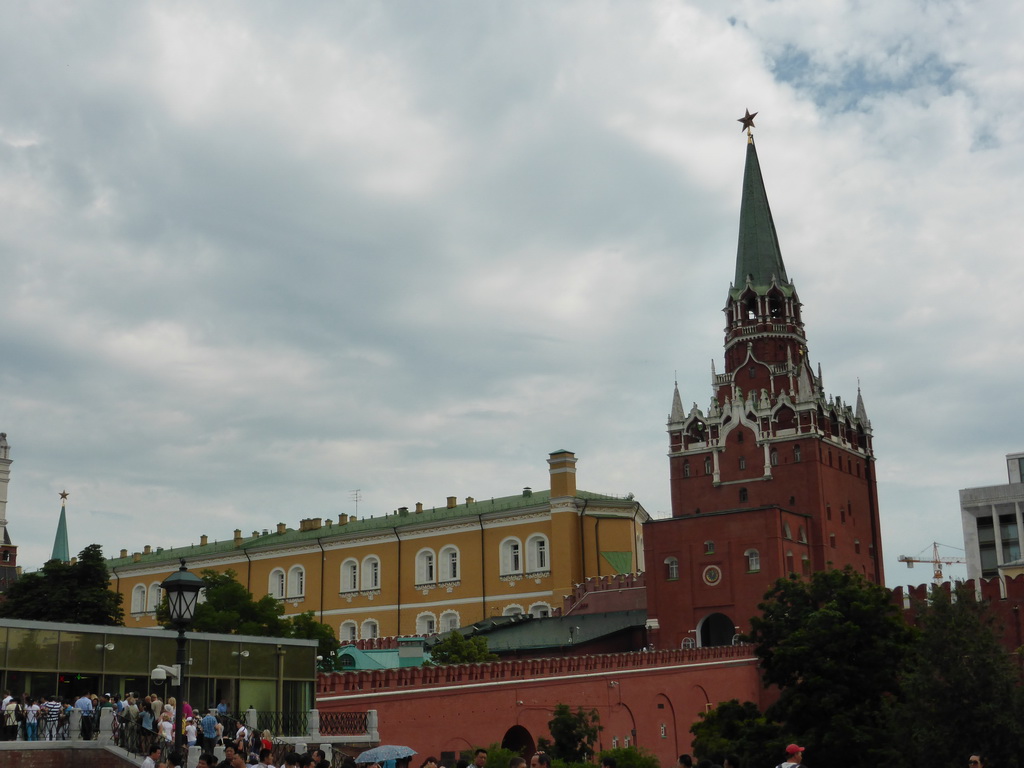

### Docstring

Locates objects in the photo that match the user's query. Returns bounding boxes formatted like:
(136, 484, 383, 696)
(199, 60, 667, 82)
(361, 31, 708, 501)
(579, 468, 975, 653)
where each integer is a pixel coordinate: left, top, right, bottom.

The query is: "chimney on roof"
(447, 496, 457, 509)
(143, 545, 152, 555)
(298, 517, 323, 532)
(415, 502, 423, 513)
(200, 535, 208, 546)
(132, 552, 141, 563)
(252, 530, 259, 538)
(276, 523, 287, 534)
(466, 497, 474, 505)
(398, 507, 409, 517)
(120, 549, 127, 559)
(233, 529, 243, 546)
(523, 487, 532, 497)
(339, 513, 349, 525)
(548, 450, 577, 498)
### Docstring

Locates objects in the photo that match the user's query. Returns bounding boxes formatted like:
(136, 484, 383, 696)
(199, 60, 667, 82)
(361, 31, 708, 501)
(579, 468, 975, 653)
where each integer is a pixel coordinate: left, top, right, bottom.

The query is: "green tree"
(748, 568, 916, 768)
(690, 699, 783, 768)
(289, 610, 340, 659)
(428, 632, 498, 664)
(160, 569, 290, 637)
(595, 746, 662, 768)
(0, 544, 124, 625)
(461, 745, 520, 768)
(537, 704, 602, 763)
(161, 570, 340, 653)
(896, 584, 1023, 768)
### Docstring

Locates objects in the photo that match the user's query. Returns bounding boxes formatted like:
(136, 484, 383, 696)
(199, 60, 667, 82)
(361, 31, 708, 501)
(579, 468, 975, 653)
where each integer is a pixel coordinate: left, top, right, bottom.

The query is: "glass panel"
(244, 643, 279, 680)
(977, 519, 995, 545)
(284, 645, 316, 680)
(60, 632, 104, 673)
(8, 628, 59, 669)
(104, 635, 150, 675)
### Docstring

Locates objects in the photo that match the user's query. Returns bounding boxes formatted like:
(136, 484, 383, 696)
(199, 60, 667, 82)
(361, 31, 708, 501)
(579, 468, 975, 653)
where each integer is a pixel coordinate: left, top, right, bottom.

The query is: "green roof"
(733, 137, 790, 296)
(107, 487, 637, 569)
(426, 610, 647, 653)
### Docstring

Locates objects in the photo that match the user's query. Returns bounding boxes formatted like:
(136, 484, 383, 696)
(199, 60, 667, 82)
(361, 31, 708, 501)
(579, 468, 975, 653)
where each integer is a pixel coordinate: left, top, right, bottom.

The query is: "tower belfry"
(0, 433, 18, 591)
(645, 114, 884, 649)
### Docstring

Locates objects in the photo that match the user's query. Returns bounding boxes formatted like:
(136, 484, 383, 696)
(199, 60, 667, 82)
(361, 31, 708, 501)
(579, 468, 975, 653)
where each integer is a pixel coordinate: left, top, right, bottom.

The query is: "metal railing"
(252, 710, 309, 738)
(319, 711, 368, 736)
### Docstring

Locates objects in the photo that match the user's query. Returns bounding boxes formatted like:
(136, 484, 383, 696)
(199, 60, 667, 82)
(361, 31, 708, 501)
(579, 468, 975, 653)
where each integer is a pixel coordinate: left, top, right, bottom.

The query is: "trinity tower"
(644, 122, 884, 649)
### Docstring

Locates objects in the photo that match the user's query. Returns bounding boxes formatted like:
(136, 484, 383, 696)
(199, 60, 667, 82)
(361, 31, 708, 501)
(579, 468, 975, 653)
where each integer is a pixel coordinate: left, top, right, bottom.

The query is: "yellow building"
(108, 450, 648, 640)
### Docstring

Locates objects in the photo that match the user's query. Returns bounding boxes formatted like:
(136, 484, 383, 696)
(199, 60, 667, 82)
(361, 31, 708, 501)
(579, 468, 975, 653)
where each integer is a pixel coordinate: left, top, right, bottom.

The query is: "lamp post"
(161, 559, 204, 756)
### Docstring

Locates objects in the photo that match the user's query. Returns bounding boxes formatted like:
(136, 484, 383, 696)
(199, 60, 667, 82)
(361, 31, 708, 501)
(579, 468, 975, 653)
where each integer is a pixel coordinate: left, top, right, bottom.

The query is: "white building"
(960, 452, 1024, 580)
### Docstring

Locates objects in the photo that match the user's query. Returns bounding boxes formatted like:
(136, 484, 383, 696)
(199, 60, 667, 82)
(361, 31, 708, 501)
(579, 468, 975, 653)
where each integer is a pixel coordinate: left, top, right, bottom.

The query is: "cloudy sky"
(2, 1, 1021, 586)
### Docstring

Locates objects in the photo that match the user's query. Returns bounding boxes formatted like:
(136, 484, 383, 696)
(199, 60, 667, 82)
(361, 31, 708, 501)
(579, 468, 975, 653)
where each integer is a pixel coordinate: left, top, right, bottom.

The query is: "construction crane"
(898, 541, 967, 583)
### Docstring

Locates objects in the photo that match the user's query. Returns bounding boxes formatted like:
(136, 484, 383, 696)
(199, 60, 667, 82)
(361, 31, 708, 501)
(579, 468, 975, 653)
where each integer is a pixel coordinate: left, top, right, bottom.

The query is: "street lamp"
(161, 559, 204, 756)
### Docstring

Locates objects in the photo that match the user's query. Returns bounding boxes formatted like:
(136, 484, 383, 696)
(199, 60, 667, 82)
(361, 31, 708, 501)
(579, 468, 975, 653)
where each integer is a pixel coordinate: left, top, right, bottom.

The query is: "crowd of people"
(144, 743, 333, 768)
(0, 689, 120, 741)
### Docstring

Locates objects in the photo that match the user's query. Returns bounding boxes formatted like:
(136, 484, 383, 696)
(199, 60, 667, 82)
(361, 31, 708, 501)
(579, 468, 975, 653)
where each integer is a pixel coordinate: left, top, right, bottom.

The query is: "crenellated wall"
(317, 644, 765, 768)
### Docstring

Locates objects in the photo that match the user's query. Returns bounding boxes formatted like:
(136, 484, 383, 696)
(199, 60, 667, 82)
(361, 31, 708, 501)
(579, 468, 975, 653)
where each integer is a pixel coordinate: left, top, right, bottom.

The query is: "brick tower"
(644, 123, 883, 649)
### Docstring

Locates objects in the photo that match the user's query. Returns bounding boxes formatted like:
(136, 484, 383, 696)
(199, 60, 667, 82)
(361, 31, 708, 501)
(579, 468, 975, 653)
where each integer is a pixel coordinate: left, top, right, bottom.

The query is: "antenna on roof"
(350, 489, 362, 516)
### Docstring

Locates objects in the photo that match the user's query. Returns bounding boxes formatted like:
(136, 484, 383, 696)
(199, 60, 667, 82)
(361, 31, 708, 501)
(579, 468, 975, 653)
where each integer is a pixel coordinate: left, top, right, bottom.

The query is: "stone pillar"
(307, 709, 320, 739)
(69, 708, 82, 739)
(367, 709, 379, 742)
(245, 707, 258, 731)
(96, 708, 115, 744)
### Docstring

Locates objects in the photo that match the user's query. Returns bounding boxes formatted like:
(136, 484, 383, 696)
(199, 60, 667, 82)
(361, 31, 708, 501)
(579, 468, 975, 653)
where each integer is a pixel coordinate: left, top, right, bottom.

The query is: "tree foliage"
(896, 584, 1024, 768)
(690, 699, 783, 768)
(0, 544, 124, 625)
(747, 568, 916, 768)
(158, 569, 338, 656)
(537, 704, 602, 763)
(595, 746, 662, 768)
(428, 632, 498, 665)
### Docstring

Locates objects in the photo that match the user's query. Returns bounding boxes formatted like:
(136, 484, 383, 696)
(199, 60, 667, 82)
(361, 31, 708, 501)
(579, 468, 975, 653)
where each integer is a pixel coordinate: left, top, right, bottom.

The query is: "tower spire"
(51, 490, 70, 563)
(733, 117, 788, 292)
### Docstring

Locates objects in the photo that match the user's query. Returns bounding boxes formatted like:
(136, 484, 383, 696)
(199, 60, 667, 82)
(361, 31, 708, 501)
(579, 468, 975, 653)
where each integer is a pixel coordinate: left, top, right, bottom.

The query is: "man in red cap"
(777, 744, 804, 768)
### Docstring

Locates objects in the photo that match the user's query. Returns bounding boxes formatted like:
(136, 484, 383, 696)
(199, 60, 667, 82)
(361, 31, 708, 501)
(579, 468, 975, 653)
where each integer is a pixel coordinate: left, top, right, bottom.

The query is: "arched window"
(665, 556, 679, 580)
(147, 582, 162, 612)
(683, 461, 691, 478)
(287, 566, 305, 598)
(440, 611, 460, 632)
(529, 603, 552, 618)
(704, 456, 712, 475)
(783, 523, 792, 540)
(770, 449, 779, 466)
(339, 621, 357, 643)
(360, 619, 379, 639)
(362, 556, 381, 590)
(794, 444, 802, 462)
(341, 559, 359, 593)
(854, 538, 861, 554)
(439, 545, 459, 581)
(503, 605, 524, 617)
(739, 487, 749, 502)
(738, 456, 746, 470)
(798, 526, 808, 543)
(269, 569, 285, 599)
(801, 555, 811, 576)
(415, 612, 436, 635)
(526, 535, 549, 572)
(500, 538, 522, 575)
(131, 584, 147, 614)
(829, 533, 837, 549)
(786, 550, 795, 574)
(415, 549, 436, 585)
(745, 549, 760, 572)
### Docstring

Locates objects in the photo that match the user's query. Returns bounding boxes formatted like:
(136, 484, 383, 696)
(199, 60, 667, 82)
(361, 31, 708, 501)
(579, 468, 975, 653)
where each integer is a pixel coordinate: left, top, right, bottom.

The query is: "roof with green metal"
(107, 487, 640, 569)
(425, 609, 647, 653)
(732, 137, 790, 296)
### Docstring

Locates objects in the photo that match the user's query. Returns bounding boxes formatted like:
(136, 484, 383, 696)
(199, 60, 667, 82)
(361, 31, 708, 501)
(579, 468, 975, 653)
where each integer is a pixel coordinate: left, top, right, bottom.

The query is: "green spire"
(733, 136, 789, 292)
(51, 496, 70, 563)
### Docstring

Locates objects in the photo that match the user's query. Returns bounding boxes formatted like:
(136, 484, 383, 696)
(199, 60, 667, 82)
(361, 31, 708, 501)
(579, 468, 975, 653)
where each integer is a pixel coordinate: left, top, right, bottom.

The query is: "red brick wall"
(318, 646, 767, 768)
